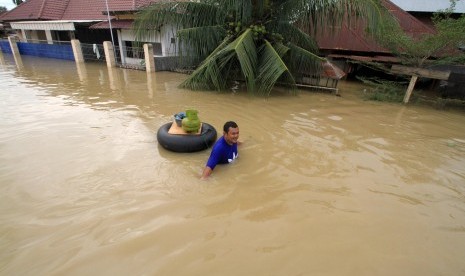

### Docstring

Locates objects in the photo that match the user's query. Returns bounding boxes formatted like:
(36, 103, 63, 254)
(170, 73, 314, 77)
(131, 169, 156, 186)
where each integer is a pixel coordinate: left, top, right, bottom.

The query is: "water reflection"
(1, 55, 465, 275)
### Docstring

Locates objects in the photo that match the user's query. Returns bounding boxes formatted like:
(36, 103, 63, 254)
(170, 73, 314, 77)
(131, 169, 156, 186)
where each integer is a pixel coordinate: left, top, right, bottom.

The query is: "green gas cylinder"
(182, 109, 201, 133)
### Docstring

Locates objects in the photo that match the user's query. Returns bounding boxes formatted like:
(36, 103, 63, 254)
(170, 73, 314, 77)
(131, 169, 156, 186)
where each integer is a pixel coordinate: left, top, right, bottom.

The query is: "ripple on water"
(1, 57, 465, 275)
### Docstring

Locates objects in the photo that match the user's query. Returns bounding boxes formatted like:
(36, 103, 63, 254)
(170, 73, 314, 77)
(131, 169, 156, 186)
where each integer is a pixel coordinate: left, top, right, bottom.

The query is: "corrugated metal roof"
(316, 0, 435, 54)
(316, 20, 390, 53)
(322, 61, 346, 79)
(329, 54, 400, 63)
(383, 0, 435, 38)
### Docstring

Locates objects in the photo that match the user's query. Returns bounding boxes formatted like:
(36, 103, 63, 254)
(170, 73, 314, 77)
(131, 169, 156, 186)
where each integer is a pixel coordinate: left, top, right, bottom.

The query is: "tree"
(12, 0, 24, 5)
(366, 0, 465, 103)
(134, 0, 387, 95)
(0, 6, 7, 14)
(377, 0, 465, 68)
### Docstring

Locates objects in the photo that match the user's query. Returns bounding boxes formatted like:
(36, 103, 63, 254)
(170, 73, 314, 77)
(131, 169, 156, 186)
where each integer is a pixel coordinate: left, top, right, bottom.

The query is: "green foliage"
(12, 0, 24, 5)
(357, 76, 408, 102)
(0, 6, 7, 13)
(134, 0, 387, 95)
(375, 1, 465, 68)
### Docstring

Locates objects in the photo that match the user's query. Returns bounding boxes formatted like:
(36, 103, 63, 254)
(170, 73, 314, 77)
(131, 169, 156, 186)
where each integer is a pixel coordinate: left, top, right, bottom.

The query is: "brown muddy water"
(1, 53, 465, 276)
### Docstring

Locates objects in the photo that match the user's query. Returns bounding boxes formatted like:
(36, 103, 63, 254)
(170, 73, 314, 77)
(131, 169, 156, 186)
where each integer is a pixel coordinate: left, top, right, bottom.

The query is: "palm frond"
(134, 2, 222, 42)
(256, 40, 296, 96)
(286, 43, 325, 79)
(253, 0, 267, 18)
(177, 26, 227, 60)
(272, 41, 290, 58)
(276, 0, 385, 36)
(180, 29, 256, 90)
(342, 0, 385, 31)
(180, 37, 236, 91)
(270, 21, 319, 52)
(276, 0, 340, 25)
(175, 2, 224, 27)
(209, 0, 253, 23)
(180, 29, 257, 92)
(222, 29, 257, 92)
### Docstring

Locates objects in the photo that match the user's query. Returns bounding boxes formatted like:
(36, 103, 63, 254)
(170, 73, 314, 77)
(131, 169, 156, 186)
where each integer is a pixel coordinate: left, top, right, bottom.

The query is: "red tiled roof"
(0, 0, 59, 21)
(90, 19, 134, 29)
(40, 0, 70, 20)
(61, 0, 118, 20)
(0, 0, 158, 21)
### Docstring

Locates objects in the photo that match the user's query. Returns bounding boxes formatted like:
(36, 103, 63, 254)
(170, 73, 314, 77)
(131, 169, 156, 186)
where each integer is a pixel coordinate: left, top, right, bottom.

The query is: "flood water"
(1, 52, 465, 276)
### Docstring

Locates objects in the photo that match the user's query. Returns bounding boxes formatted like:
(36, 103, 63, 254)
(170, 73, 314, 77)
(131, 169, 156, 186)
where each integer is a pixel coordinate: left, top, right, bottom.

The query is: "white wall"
(119, 23, 178, 56)
(390, 0, 465, 13)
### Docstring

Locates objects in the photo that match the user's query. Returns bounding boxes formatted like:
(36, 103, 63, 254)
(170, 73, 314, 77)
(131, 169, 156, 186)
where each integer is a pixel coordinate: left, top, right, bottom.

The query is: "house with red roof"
(314, 0, 437, 75)
(0, 0, 177, 65)
(2, 0, 453, 77)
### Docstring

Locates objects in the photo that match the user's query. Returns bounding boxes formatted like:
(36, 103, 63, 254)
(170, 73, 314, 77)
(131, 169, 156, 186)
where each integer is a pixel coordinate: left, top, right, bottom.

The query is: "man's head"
(223, 121, 239, 145)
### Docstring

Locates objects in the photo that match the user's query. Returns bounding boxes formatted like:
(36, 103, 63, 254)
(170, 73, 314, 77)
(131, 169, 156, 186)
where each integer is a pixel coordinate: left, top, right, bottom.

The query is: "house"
(1, 0, 345, 89)
(315, 0, 436, 75)
(315, 0, 465, 98)
(0, 0, 177, 66)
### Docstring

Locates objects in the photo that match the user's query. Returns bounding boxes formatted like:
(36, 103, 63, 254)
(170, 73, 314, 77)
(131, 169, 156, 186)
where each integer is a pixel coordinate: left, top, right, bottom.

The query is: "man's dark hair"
(223, 121, 238, 133)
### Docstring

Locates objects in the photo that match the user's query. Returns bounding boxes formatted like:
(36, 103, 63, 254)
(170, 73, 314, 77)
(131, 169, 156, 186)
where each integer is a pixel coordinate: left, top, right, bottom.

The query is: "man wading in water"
(201, 121, 240, 179)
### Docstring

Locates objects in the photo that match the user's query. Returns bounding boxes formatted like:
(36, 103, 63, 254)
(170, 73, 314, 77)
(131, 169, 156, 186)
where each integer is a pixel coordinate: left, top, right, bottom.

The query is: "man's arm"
(201, 166, 213, 180)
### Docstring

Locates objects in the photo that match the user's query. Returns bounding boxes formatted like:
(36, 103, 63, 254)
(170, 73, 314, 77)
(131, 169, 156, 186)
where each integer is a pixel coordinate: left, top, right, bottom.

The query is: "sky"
(391, 0, 465, 13)
(0, 0, 16, 10)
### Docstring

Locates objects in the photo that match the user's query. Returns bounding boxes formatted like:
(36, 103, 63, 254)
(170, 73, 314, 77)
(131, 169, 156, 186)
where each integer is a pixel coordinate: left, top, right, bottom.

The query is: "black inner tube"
(157, 122, 217, 153)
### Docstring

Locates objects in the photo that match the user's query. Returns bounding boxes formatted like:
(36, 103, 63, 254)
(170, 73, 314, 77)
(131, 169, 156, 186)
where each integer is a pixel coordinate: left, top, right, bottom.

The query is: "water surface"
(1, 53, 465, 275)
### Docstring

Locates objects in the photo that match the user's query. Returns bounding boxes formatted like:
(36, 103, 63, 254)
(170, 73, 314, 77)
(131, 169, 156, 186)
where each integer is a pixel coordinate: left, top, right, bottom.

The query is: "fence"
(17, 40, 74, 60)
(81, 43, 106, 63)
(0, 39, 12, 54)
(0, 38, 186, 72)
(115, 45, 145, 70)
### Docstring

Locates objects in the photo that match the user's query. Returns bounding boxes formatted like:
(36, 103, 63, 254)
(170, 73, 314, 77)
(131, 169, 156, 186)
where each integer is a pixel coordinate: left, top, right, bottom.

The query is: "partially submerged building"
(315, 0, 436, 75)
(0, 0, 177, 66)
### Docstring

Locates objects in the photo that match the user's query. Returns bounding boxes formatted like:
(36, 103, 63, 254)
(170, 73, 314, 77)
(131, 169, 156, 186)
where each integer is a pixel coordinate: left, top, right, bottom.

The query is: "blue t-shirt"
(206, 136, 238, 170)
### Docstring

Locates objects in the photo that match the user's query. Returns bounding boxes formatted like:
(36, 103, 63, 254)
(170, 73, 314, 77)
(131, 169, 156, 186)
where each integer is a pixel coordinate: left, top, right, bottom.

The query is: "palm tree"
(12, 0, 24, 5)
(134, 0, 387, 95)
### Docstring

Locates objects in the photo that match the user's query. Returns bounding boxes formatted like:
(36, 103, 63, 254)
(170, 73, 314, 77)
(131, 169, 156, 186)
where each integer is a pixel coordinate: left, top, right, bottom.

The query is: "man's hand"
(200, 166, 213, 180)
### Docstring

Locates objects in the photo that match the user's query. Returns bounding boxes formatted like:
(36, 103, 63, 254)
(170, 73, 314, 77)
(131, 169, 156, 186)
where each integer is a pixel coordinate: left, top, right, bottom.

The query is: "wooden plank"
(168, 122, 202, 135)
(391, 65, 450, 80)
(403, 75, 418, 104)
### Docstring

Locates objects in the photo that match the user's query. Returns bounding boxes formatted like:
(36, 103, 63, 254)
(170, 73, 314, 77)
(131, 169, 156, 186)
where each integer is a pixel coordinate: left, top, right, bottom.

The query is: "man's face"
(224, 127, 239, 145)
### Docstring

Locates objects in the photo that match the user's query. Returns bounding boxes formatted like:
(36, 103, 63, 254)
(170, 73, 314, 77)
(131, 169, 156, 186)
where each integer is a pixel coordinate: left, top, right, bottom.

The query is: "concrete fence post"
(103, 41, 116, 68)
(143, 43, 156, 72)
(8, 36, 20, 56)
(8, 36, 23, 68)
(71, 39, 84, 63)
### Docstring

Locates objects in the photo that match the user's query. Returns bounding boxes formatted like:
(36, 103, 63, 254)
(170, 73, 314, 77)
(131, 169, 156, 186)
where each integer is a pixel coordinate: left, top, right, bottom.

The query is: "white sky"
(389, 0, 465, 13)
(0, 0, 16, 10)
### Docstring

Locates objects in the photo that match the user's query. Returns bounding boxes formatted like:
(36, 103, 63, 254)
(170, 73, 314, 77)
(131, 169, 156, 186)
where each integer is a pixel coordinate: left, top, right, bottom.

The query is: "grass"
(357, 76, 409, 103)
